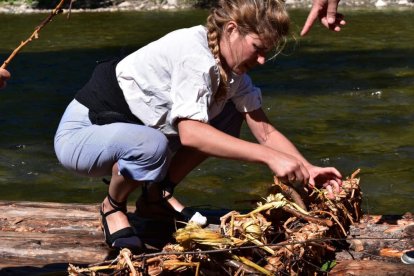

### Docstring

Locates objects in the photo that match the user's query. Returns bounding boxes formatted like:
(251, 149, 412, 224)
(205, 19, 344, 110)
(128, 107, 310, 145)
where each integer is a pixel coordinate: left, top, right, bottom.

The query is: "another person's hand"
(301, 0, 346, 36)
(306, 165, 342, 199)
(0, 68, 11, 89)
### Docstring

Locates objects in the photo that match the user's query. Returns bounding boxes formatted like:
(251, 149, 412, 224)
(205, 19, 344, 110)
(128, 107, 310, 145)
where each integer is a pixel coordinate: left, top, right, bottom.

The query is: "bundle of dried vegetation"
(68, 169, 362, 275)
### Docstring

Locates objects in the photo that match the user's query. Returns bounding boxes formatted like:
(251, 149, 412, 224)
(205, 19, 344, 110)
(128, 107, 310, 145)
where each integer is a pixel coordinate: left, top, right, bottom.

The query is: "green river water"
(0, 8, 413, 214)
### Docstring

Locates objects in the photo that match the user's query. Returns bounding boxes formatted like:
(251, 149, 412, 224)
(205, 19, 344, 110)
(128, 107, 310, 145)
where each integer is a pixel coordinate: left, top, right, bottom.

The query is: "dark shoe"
(135, 181, 183, 219)
(101, 193, 145, 251)
(135, 181, 207, 226)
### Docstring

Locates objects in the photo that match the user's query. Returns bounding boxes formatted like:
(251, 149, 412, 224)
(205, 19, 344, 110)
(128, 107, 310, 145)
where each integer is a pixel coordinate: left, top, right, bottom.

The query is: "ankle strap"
(142, 178, 177, 203)
(160, 178, 176, 197)
(107, 193, 127, 213)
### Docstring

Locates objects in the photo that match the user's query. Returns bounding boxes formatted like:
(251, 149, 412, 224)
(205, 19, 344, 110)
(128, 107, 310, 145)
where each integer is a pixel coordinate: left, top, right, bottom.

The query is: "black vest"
(75, 58, 143, 125)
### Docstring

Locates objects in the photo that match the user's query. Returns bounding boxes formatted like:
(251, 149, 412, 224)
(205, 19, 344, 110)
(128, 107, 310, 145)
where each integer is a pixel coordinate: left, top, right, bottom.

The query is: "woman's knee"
(118, 128, 170, 182)
(138, 130, 169, 164)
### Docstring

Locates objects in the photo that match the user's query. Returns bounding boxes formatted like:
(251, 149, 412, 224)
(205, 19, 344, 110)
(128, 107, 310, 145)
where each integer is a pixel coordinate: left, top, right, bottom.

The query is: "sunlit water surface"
(0, 9, 413, 214)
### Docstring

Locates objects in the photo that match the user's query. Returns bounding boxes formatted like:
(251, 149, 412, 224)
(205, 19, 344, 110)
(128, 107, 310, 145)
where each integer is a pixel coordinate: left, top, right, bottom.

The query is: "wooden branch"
(1, 0, 70, 69)
(273, 176, 308, 211)
(282, 206, 333, 227)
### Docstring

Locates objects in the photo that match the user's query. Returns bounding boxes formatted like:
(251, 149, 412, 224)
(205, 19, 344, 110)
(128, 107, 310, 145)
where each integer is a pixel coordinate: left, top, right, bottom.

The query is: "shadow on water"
(1, 45, 412, 215)
(1, 46, 412, 140)
(0, 47, 139, 140)
(254, 47, 414, 94)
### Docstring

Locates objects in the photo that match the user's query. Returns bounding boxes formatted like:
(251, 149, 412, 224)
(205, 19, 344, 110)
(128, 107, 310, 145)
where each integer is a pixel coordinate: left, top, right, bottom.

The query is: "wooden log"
(0, 200, 180, 275)
(0, 201, 110, 275)
(0, 201, 413, 275)
(330, 260, 414, 275)
(335, 213, 414, 263)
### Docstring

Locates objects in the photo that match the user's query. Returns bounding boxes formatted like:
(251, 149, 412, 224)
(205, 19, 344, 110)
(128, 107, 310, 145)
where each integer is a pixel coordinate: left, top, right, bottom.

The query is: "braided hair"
(206, 0, 290, 102)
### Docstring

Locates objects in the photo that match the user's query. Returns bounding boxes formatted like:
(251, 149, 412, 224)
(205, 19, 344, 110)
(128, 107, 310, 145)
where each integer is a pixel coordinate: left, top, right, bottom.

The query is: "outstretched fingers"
(327, 0, 339, 24)
(308, 166, 343, 198)
(324, 179, 342, 198)
(321, 13, 346, 32)
(300, 0, 346, 36)
(300, 7, 320, 36)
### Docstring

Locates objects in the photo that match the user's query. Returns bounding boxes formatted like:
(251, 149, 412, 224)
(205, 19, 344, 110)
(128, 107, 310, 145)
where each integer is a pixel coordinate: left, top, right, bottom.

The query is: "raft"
(0, 200, 413, 275)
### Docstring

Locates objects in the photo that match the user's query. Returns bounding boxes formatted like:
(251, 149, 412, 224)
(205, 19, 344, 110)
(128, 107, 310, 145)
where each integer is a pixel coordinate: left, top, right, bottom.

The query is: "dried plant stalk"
(282, 205, 333, 227)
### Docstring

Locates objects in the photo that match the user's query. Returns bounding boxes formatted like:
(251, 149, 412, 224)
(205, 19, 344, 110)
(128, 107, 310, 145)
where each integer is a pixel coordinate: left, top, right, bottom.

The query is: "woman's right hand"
(266, 150, 310, 185)
(0, 68, 11, 89)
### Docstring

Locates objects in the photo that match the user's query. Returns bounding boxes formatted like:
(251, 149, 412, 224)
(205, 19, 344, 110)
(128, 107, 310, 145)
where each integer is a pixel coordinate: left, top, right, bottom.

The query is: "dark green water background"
(0, 9, 413, 214)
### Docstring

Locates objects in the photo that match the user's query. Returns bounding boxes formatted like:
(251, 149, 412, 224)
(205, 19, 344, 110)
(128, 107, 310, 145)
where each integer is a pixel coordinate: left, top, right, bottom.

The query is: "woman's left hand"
(306, 165, 342, 199)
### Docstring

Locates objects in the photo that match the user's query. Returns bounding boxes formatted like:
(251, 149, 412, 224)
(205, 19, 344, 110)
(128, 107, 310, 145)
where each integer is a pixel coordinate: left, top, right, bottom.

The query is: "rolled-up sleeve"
(169, 55, 216, 125)
(231, 74, 262, 113)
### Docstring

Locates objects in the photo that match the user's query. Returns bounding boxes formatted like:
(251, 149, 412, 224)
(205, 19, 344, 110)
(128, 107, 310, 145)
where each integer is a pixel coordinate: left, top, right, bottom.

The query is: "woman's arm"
(244, 108, 310, 166)
(244, 108, 342, 192)
(177, 118, 310, 184)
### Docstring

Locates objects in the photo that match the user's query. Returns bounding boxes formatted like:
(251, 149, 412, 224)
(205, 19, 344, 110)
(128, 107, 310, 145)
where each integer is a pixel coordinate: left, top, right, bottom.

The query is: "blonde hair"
(206, 0, 290, 101)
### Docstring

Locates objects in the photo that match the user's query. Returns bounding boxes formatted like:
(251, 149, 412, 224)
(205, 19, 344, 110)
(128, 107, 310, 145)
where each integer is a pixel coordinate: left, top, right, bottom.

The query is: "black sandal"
(135, 179, 195, 220)
(101, 193, 144, 251)
(135, 180, 179, 219)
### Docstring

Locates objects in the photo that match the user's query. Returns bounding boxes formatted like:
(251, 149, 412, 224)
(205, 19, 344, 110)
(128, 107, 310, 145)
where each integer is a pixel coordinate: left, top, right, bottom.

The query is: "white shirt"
(116, 25, 262, 135)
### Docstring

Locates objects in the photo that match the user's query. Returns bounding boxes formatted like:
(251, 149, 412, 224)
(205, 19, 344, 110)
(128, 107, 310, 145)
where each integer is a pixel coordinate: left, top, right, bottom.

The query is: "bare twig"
(313, 210, 347, 236)
(282, 206, 333, 227)
(273, 176, 308, 211)
(351, 168, 361, 180)
(1, 0, 72, 69)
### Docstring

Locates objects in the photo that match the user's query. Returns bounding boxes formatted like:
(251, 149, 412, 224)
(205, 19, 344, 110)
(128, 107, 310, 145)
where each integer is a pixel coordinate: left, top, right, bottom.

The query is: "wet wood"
(0, 201, 413, 275)
(0, 200, 185, 275)
(335, 213, 414, 262)
(0, 201, 109, 275)
(330, 260, 414, 275)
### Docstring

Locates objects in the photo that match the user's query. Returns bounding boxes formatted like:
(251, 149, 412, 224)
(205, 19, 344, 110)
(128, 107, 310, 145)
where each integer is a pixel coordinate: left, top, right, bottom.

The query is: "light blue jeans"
(54, 99, 243, 182)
